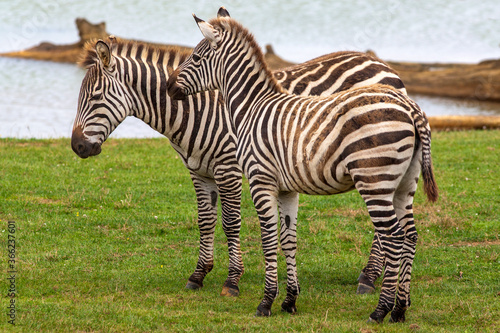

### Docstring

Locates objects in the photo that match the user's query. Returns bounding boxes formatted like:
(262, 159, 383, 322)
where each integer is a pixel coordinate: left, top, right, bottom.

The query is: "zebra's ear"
(193, 14, 221, 49)
(95, 40, 114, 70)
(217, 7, 230, 18)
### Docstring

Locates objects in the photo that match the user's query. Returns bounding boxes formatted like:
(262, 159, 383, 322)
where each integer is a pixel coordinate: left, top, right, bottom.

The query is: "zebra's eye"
(192, 54, 201, 62)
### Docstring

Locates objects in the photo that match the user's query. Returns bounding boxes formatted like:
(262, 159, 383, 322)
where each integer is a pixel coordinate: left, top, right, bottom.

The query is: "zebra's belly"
(278, 167, 355, 196)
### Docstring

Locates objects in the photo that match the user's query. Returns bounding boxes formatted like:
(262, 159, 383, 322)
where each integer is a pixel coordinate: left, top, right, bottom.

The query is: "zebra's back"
(274, 51, 406, 97)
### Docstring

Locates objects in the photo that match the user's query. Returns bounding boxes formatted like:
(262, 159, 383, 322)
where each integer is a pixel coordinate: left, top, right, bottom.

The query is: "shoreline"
(1, 115, 499, 141)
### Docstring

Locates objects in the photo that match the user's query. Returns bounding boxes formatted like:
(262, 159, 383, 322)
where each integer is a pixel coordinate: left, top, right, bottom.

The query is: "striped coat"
(72, 23, 407, 300)
(167, 12, 437, 323)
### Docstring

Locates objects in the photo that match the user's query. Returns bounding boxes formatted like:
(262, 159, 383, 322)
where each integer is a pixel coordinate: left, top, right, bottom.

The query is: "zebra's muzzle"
(166, 70, 187, 100)
(71, 126, 102, 159)
(167, 83, 187, 100)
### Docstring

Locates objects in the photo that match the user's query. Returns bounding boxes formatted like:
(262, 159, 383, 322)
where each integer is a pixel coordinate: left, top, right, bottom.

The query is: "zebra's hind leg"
(360, 194, 404, 323)
(390, 154, 421, 323)
(389, 222, 416, 323)
(217, 169, 244, 297)
(278, 192, 300, 314)
(357, 233, 385, 294)
(186, 174, 218, 291)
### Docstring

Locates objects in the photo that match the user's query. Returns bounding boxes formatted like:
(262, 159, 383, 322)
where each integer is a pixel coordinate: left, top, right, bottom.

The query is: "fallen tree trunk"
(0, 18, 110, 63)
(387, 60, 500, 101)
(0, 18, 193, 63)
(428, 115, 500, 130)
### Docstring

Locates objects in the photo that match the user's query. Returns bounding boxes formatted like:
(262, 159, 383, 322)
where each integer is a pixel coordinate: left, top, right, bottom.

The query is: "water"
(1, 0, 499, 138)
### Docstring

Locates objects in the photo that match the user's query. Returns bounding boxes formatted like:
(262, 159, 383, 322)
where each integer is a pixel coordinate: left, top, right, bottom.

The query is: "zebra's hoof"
(255, 304, 272, 317)
(281, 295, 298, 314)
(368, 309, 387, 324)
(281, 303, 297, 314)
(357, 283, 376, 294)
(185, 280, 203, 290)
(389, 309, 406, 323)
(357, 272, 376, 294)
(220, 284, 239, 297)
(367, 316, 383, 324)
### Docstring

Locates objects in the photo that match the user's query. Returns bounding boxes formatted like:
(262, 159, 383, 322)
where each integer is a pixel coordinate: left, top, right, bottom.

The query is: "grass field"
(0, 130, 499, 332)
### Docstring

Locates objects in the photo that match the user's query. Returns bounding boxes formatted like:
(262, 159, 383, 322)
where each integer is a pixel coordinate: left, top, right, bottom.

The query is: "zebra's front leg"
(278, 191, 300, 314)
(251, 186, 280, 317)
(216, 169, 244, 297)
(186, 173, 218, 290)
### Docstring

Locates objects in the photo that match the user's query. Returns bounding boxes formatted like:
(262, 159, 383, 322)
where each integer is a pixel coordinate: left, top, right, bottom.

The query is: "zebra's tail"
(410, 101, 439, 202)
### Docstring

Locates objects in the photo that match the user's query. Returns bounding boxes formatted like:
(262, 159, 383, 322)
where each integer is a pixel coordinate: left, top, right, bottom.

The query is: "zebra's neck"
(114, 42, 191, 135)
(216, 28, 284, 130)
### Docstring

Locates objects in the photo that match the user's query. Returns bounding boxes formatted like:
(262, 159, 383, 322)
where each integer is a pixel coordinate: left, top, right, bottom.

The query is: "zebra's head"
(72, 37, 130, 158)
(167, 8, 280, 102)
(167, 8, 232, 100)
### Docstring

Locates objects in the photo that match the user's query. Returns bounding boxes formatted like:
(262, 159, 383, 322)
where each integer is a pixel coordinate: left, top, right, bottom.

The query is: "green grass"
(0, 130, 499, 332)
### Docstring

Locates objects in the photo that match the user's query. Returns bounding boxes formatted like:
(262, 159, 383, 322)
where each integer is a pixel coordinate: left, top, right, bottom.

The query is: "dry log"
(0, 18, 192, 64)
(387, 60, 500, 101)
(0, 18, 109, 63)
(428, 115, 500, 130)
(264, 45, 296, 70)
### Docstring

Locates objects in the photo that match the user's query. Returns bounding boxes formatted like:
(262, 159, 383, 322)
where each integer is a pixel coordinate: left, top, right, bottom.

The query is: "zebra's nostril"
(76, 143, 85, 154)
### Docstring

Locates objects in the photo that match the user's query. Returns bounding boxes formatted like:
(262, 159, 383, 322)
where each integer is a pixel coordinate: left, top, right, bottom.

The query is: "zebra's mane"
(79, 37, 193, 69)
(207, 17, 284, 94)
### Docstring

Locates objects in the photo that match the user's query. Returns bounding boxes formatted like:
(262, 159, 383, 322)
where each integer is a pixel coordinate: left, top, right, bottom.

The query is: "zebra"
(166, 13, 438, 323)
(71, 9, 407, 301)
